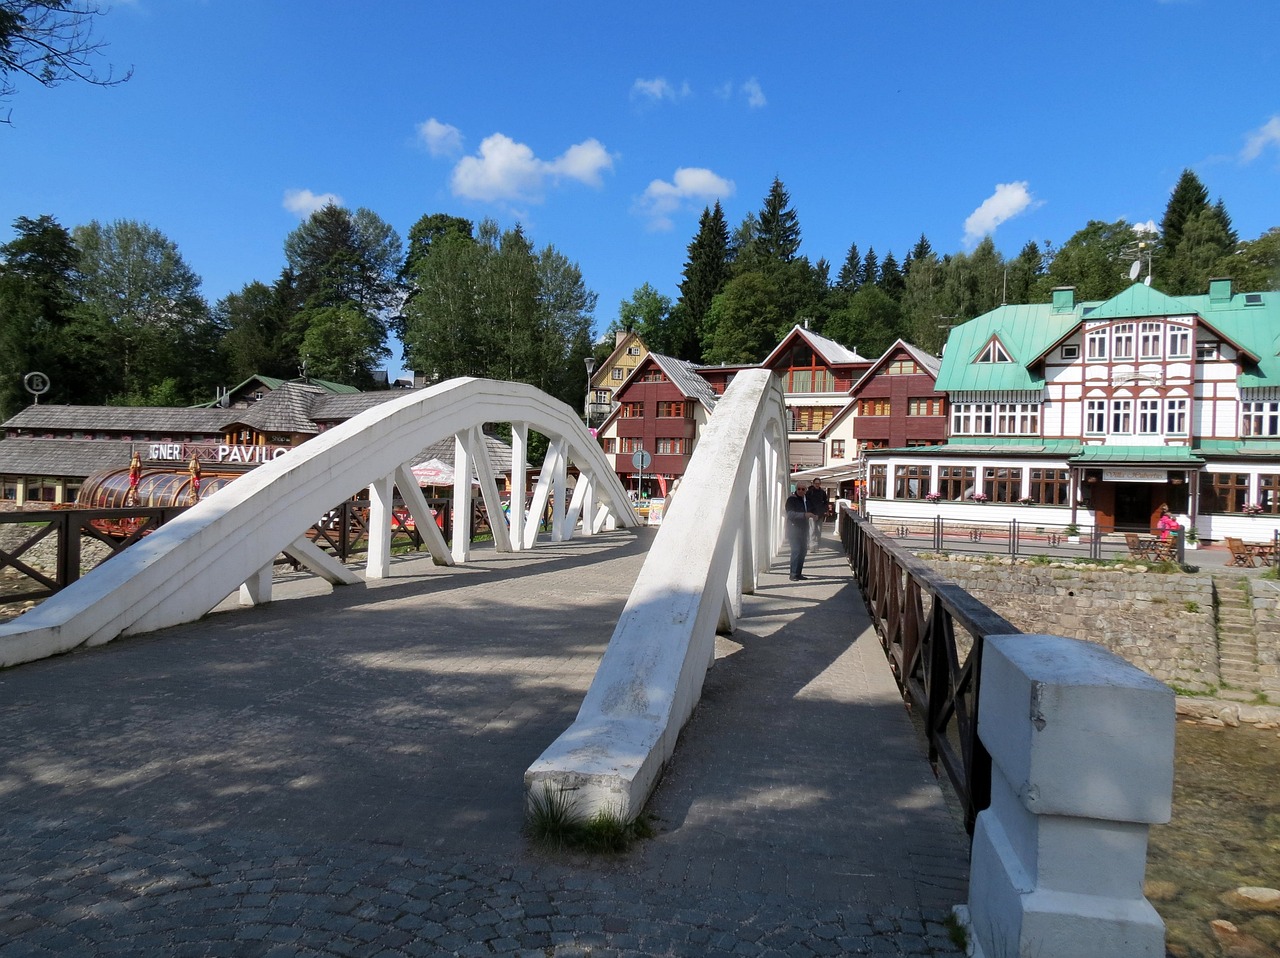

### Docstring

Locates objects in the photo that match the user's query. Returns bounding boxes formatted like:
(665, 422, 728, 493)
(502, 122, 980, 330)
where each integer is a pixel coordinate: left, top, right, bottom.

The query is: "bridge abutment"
(959, 634, 1174, 958)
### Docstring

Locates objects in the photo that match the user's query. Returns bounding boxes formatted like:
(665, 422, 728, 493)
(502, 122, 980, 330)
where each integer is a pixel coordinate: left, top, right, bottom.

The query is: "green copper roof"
(1077, 284, 1193, 321)
(1069, 445, 1204, 465)
(936, 283, 1280, 393)
(935, 304, 1074, 391)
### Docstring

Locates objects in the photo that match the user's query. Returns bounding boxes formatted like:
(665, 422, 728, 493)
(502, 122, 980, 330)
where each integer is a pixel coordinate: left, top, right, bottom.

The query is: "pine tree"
(674, 202, 731, 359)
(752, 177, 802, 265)
(878, 252, 905, 301)
(836, 242, 862, 291)
(910, 234, 934, 264)
(858, 247, 879, 288)
(1160, 169, 1209, 255)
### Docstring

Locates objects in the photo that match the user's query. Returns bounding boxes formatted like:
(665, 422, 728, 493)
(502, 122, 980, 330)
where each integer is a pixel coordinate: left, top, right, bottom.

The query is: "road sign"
(631, 448, 652, 470)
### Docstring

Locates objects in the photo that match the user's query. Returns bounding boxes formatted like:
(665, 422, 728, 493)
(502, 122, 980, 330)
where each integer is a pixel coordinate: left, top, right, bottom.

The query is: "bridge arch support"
(0, 378, 638, 668)
(526, 369, 790, 820)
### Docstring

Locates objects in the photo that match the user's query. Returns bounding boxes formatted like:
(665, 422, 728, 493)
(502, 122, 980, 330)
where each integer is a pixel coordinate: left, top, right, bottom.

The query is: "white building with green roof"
(862, 279, 1280, 542)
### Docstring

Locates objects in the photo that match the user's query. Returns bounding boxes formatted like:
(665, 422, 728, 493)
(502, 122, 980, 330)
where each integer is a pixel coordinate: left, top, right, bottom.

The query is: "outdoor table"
(1245, 542, 1276, 566)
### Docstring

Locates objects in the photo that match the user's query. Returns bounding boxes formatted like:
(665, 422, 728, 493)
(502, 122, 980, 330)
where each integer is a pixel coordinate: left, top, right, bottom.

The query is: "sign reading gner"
(148, 443, 289, 464)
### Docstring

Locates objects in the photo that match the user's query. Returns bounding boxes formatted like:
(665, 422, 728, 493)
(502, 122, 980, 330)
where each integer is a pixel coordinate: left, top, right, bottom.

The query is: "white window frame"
(1243, 401, 1280, 438)
(1138, 398, 1160, 435)
(1085, 399, 1107, 435)
(1168, 326, 1191, 359)
(1086, 330, 1108, 361)
(1113, 324, 1135, 361)
(1060, 344, 1080, 360)
(1138, 322, 1162, 360)
(1111, 398, 1133, 434)
(1166, 398, 1188, 436)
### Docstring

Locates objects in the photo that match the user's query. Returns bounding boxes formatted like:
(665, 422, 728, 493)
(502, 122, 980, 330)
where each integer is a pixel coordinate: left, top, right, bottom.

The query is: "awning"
(1068, 445, 1204, 468)
(410, 458, 473, 486)
(790, 463, 862, 482)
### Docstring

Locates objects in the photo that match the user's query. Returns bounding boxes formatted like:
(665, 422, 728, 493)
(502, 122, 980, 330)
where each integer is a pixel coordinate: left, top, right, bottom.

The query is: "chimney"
(1051, 287, 1076, 314)
(1208, 277, 1232, 306)
(616, 330, 628, 347)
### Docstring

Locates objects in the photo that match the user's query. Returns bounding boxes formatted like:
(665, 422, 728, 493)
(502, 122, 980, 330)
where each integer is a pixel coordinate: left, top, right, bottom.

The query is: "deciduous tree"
(0, 0, 131, 121)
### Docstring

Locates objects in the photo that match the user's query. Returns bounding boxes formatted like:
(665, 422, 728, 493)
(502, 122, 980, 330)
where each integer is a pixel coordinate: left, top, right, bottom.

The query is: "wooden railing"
(0, 498, 468, 607)
(839, 502, 1022, 834)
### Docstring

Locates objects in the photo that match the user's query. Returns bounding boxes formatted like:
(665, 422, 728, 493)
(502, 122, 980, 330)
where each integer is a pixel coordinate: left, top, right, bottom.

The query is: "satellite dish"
(1144, 275, 1153, 287)
(1129, 260, 1142, 281)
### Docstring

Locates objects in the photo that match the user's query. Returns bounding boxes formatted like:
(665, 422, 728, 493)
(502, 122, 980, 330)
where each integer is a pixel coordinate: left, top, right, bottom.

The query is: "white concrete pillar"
(239, 561, 273, 606)
(510, 423, 527, 551)
(961, 634, 1175, 958)
(452, 433, 471, 563)
(366, 473, 394, 579)
(550, 440, 568, 542)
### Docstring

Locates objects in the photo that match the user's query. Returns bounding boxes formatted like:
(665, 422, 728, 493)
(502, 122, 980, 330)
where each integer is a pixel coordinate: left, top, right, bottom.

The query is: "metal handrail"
(839, 502, 1022, 834)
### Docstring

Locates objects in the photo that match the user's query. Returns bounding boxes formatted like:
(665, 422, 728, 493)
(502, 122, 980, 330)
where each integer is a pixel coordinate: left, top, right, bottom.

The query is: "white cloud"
(742, 77, 767, 109)
(450, 133, 615, 203)
(283, 188, 342, 218)
(635, 167, 735, 231)
(418, 118, 464, 157)
(631, 77, 689, 102)
(1241, 115, 1280, 163)
(962, 181, 1037, 245)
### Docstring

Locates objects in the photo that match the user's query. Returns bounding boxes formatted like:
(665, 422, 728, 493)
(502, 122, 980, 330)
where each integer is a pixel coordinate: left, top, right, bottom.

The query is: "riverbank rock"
(1209, 918, 1280, 958)
(1223, 887, 1280, 912)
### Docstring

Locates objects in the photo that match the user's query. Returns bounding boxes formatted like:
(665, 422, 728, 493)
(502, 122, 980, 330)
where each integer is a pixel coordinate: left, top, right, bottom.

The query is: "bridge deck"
(0, 529, 968, 956)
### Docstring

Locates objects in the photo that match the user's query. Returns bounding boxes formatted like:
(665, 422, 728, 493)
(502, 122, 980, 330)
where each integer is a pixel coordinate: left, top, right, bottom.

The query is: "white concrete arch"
(0, 378, 638, 668)
(525, 368, 789, 820)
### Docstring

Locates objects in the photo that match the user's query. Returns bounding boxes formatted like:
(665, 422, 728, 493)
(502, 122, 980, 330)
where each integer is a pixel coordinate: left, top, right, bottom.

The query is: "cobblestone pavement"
(0, 529, 969, 957)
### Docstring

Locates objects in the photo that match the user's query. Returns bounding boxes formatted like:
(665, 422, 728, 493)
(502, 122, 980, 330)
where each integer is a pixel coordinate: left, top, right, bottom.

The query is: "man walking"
(786, 480, 815, 580)
(805, 481, 829, 549)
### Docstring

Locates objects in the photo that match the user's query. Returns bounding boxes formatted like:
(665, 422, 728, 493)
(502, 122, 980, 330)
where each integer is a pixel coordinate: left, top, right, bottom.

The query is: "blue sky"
(3, 0, 1278, 380)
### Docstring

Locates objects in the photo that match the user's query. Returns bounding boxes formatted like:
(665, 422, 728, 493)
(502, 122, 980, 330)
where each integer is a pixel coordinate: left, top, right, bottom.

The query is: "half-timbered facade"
(862, 281, 1280, 540)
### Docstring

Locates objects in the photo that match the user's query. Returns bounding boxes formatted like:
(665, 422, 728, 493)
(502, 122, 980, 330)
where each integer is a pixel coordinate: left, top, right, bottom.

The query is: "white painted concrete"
(0, 378, 637, 668)
(524, 369, 789, 820)
(961, 634, 1174, 958)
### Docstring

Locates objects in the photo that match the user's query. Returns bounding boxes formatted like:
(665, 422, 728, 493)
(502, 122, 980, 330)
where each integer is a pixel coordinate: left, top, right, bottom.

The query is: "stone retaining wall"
(923, 556, 1221, 693)
(1252, 581, 1280, 696)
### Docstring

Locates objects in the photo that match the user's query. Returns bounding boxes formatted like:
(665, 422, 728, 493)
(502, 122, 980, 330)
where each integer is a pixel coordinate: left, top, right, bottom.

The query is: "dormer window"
(976, 338, 1011, 364)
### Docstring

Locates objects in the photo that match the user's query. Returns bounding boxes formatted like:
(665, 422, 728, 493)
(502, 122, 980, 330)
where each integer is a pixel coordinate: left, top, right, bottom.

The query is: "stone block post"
(959, 634, 1174, 958)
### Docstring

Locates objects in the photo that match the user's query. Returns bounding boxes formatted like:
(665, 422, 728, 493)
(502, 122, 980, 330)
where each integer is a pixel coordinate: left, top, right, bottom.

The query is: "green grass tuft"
(524, 786, 654, 854)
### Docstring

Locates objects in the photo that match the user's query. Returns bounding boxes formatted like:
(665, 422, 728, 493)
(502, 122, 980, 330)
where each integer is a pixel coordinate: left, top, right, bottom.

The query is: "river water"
(1147, 720, 1280, 957)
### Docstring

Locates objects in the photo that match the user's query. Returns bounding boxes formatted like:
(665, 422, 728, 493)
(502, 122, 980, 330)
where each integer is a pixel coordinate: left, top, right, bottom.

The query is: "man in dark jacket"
(786, 481, 814, 580)
(805, 481, 829, 548)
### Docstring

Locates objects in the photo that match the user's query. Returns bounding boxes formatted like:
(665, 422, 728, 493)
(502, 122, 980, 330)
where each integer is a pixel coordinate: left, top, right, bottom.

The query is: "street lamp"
(584, 357, 597, 425)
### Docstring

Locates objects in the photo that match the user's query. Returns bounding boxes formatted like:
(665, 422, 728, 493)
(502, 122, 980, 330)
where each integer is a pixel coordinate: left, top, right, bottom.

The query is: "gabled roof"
(762, 325, 869, 368)
(194, 374, 362, 407)
(650, 354, 720, 411)
(940, 282, 1280, 395)
(597, 352, 719, 433)
(590, 331, 648, 389)
(1179, 289, 1278, 387)
(849, 339, 942, 397)
(222, 382, 326, 435)
(935, 304, 1073, 392)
